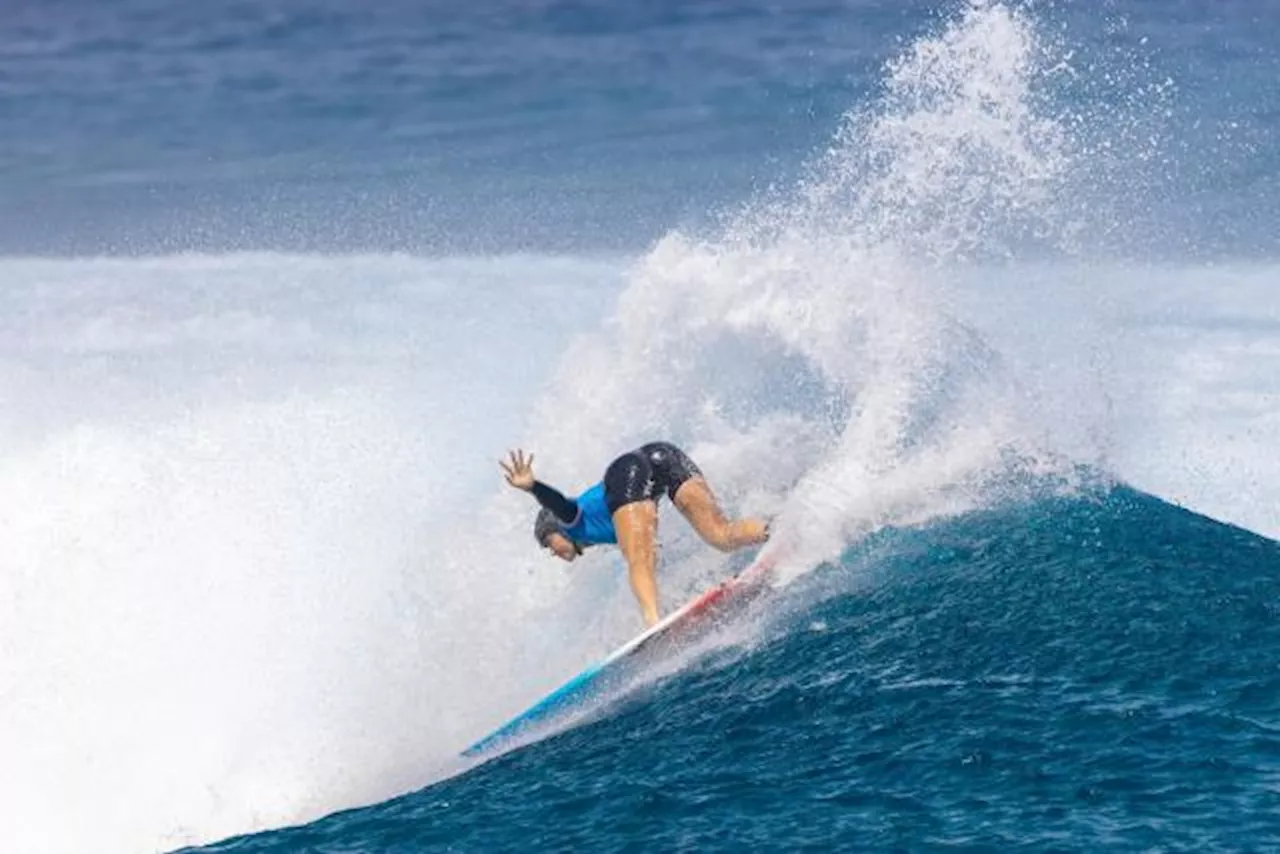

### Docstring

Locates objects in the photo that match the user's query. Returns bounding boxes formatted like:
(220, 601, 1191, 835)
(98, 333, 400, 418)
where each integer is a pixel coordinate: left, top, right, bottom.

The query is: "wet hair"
(533, 507, 561, 546)
(534, 508, 584, 554)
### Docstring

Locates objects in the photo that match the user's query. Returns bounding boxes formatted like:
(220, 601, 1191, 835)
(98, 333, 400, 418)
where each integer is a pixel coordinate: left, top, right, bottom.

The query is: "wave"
(177, 486, 1280, 852)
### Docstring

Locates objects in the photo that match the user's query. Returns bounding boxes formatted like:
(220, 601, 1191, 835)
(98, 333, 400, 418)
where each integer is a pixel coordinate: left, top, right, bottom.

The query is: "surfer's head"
(534, 507, 581, 561)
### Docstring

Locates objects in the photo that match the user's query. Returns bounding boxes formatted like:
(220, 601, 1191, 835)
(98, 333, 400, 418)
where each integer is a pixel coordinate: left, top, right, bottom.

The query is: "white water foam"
(0, 253, 626, 854)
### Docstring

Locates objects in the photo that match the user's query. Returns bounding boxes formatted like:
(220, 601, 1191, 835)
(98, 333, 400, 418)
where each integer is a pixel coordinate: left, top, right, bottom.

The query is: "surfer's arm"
(501, 448, 580, 525)
(531, 481, 580, 525)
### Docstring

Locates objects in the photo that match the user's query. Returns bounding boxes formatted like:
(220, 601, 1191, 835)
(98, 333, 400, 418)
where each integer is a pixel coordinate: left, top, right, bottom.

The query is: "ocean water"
(2, 1, 1278, 853)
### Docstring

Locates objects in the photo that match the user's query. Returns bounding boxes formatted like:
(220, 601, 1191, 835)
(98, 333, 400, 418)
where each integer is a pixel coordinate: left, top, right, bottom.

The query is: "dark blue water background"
(3, 0, 1278, 255)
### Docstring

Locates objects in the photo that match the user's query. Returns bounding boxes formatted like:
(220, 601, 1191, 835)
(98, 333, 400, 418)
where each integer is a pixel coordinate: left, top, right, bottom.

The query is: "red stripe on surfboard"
(686, 584, 732, 616)
(685, 552, 778, 618)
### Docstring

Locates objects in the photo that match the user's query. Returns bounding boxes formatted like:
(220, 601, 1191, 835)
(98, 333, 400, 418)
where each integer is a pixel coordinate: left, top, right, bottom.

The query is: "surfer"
(500, 443, 770, 628)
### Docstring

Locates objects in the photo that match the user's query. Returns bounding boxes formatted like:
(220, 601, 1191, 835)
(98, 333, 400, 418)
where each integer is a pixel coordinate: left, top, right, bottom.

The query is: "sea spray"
(518, 2, 1086, 580)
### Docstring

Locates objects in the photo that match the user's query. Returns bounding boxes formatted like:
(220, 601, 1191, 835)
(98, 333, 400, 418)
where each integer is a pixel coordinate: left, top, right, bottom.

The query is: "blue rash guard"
(561, 482, 617, 545)
(531, 479, 617, 547)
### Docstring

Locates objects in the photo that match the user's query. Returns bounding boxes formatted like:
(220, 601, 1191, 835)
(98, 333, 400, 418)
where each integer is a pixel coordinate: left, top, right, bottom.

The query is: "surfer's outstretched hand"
(500, 448, 536, 491)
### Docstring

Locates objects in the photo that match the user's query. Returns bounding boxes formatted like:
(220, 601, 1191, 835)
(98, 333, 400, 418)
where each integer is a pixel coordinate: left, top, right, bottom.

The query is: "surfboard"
(461, 550, 780, 759)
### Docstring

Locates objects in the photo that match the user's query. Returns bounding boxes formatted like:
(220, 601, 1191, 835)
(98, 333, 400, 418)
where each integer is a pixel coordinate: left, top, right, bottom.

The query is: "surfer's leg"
(612, 499, 661, 627)
(672, 476, 769, 552)
(603, 450, 666, 627)
(635, 441, 768, 552)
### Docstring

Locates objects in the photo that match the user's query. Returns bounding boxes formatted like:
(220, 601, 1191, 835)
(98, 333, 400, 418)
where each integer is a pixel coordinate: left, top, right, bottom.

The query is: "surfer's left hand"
(500, 448, 536, 491)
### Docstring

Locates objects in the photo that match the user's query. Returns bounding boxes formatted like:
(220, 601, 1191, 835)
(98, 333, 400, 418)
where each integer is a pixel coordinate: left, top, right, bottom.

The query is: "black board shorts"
(603, 441, 703, 515)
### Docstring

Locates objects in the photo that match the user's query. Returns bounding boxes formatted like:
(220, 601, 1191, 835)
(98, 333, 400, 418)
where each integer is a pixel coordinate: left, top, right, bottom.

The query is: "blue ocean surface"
(2, 1, 1279, 853)
(4, 0, 1278, 257)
